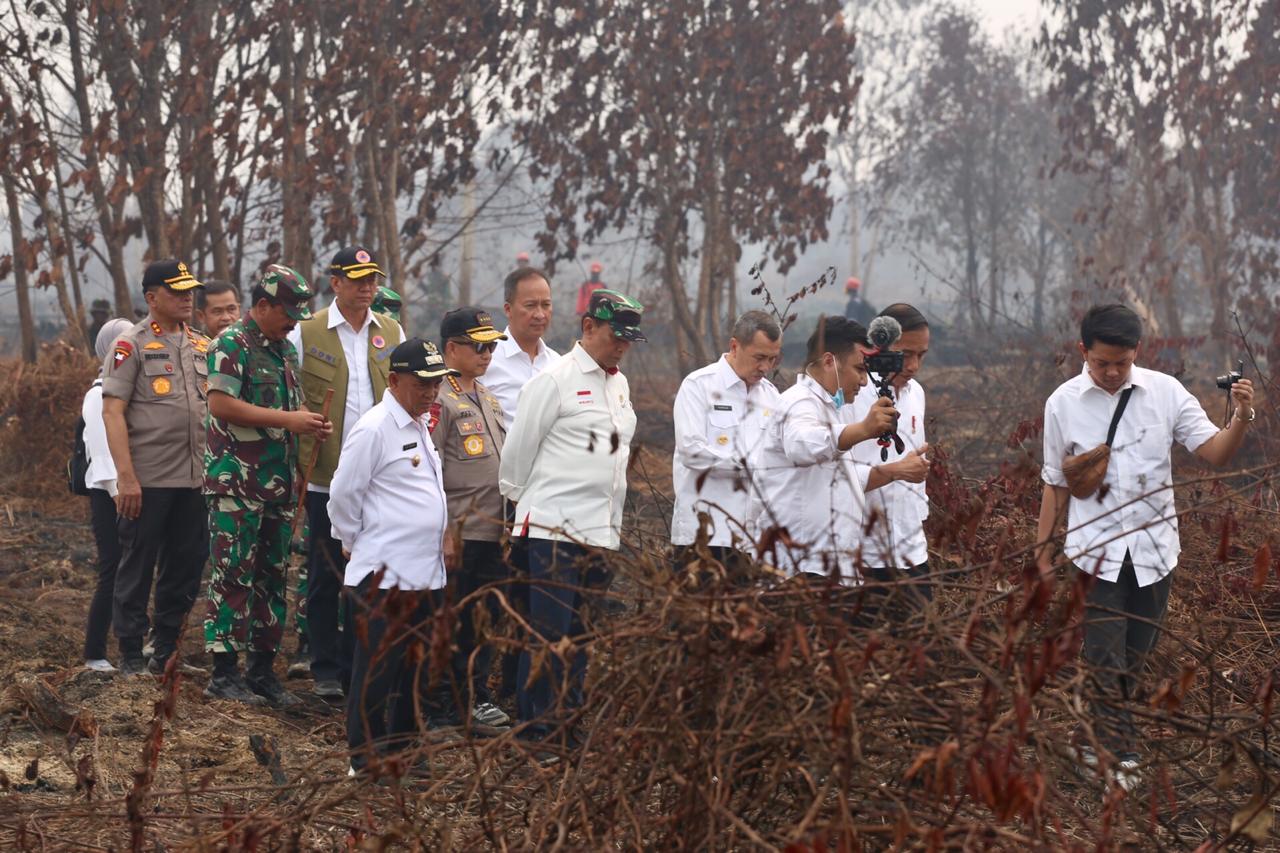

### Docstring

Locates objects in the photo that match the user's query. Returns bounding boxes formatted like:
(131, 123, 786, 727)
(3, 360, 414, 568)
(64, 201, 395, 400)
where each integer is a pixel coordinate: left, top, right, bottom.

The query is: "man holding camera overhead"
(1035, 303, 1254, 790)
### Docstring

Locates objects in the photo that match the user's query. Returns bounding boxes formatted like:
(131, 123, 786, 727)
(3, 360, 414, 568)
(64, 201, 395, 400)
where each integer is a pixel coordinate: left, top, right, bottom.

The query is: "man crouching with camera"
(1035, 303, 1254, 793)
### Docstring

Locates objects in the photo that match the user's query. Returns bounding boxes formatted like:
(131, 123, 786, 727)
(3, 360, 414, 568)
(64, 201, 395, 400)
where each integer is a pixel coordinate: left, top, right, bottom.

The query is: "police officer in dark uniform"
(100, 260, 211, 676)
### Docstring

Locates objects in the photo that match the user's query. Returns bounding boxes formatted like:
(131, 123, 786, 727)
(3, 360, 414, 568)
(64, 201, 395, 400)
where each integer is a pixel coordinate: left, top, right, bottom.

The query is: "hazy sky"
(973, 0, 1046, 39)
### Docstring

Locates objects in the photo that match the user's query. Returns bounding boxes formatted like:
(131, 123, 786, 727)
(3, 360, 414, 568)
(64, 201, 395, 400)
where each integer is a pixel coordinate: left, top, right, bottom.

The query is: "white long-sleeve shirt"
(328, 389, 448, 591)
(81, 380, 117, 495)
(846, 378, 929, 567)
(755, 374, 869, 584)
(670, 355, 780, 547)
(498, 342, 636, 549)
(483, 329, 560, 429)
(288, 302, 400, 493)
(1042, 364, 1219, 586)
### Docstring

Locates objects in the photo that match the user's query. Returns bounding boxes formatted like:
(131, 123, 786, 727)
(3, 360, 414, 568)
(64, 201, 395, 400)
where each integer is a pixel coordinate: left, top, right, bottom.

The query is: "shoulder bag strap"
(1104, 386, 1135, 447)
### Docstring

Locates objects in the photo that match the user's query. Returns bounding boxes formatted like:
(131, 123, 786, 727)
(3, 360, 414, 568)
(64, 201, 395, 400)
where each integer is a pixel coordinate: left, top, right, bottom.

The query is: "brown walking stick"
(290, 387, 335, 540)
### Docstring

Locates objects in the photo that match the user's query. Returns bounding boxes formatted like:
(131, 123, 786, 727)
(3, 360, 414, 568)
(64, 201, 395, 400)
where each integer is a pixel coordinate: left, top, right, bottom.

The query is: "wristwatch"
(1236, 407, 1257, 424)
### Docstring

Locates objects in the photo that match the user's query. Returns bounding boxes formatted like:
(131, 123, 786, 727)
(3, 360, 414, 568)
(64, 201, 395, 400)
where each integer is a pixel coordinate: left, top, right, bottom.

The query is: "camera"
(865, 349, 904, 378)
(1215, 360, 1243, 391)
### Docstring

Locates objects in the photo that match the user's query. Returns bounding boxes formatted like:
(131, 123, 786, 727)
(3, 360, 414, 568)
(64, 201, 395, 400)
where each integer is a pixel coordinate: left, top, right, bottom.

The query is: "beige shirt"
(101, 315, 209, 488)
(431, 376, 507, 542)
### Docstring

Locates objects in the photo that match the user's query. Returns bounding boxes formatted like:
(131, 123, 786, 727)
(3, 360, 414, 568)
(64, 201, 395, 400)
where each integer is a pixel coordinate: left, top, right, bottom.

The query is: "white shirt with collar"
(755, 373, 869, 584)
(288, 301, 400, 493)
(328, 388, 448, 591)
(671, 355, 780, 547)
(498, 342, 636, 549)
(483, 329, 560, 429)
(81, 379, 118, 495)
(1042, 363, 1219, 586)
(846, 378, 929, 568)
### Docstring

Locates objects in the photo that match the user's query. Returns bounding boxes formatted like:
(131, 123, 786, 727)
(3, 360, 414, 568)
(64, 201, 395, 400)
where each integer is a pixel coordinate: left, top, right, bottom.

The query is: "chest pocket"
(141, 355, 178, 400)
(301, 353, 337, 406)
(194, 356, 209, 399)
(248, 364, 281, 408)
(706, 408, 740, 452)
(453, 418, 492, 460)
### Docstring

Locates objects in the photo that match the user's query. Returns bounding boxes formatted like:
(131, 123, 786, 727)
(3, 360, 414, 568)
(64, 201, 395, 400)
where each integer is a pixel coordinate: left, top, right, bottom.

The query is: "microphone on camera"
(867, 315, 902, 352)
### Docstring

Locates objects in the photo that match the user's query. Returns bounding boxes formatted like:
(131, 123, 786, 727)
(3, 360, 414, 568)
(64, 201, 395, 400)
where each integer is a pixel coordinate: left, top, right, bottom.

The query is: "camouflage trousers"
(292, 520, 309, 640)
(204, 496, 294, 654)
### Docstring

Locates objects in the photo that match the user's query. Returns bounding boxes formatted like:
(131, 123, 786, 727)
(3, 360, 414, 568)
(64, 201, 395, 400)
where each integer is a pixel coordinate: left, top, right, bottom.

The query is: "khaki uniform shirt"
(101, 315, 209, 488)
(431, 376, 507, 541)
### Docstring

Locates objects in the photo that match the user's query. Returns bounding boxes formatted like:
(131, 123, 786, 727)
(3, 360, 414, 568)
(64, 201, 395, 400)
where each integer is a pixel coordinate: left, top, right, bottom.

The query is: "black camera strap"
(1105, 387, 1135, 447)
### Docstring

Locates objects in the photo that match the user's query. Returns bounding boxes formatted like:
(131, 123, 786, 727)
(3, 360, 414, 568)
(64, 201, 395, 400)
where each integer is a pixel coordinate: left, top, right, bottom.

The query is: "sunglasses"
(450, 338, 498, 354)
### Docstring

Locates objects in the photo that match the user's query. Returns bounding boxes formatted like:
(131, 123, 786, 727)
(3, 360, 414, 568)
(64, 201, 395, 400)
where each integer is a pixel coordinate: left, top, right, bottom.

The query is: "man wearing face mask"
(755, 315, 897, 585)
(670, 310, 783, 571)
(100, 260, 211, 676)
(203, 266, 332, 706)
(848, 303, 933, 611)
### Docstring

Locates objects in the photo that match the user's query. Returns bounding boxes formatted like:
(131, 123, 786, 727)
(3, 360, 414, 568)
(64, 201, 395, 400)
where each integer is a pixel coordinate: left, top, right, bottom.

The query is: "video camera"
(866, 316, 906, 461)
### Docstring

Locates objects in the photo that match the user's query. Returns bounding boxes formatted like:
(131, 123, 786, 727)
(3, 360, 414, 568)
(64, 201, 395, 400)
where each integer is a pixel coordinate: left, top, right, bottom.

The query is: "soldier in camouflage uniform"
(203, 265, 333, 706)
(372, 285, 402, 322)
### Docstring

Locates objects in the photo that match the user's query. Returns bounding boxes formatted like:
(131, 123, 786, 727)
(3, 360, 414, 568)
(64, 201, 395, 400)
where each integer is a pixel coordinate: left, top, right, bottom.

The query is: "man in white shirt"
(329, 339, 458, 776)
(848, 303, 933, 612)
(498, 289, 644, 748)
(1035, 303, 1254, 780)
(671, 310, 782, 574)
(80, 317, 134, 672)
(287, 245, 404, 699)
(755, 316, 897, 586)
(483, 267, 560, 429)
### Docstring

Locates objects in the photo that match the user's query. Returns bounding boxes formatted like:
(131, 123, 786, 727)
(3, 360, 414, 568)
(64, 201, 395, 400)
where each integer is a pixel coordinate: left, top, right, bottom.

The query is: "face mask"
(830, 358, 845, 408)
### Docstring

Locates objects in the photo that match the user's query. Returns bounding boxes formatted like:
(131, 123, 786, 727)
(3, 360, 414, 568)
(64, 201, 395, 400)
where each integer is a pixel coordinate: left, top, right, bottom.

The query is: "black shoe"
(205, 673, 267, 705)
(245, 670, 302, 708)
(146, 654, 170, 676)
(313, 679, 345, 699)
(120, 655, 148, 677)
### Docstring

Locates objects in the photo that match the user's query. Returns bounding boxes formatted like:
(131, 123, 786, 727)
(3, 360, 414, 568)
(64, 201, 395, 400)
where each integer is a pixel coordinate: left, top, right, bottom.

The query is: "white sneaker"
(1114, 756, 1141, 793)
(472, 701, 511, 727)
(84, 659, 116, 673)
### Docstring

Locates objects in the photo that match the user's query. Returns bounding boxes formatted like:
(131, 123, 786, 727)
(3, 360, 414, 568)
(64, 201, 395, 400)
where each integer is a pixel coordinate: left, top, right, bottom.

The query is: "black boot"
(205, 651, 265, 705)
(245, 652, 301, 708)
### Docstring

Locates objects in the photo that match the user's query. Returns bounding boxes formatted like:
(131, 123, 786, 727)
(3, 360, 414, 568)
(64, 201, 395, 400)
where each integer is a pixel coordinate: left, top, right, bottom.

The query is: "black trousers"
(1077, 553, 1172, 754)
(112, 486, 207, 657)
(517, 540, 611, 737)
(346, 582, 451, 770)
(305, 491, 351, 685)
(85, 488, 122, 660)
(864, 561, 933, 620)
(452, 539, 507, 707)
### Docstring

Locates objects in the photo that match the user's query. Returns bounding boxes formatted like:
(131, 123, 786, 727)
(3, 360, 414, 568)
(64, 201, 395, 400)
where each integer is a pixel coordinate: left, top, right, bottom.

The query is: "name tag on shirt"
(402, 442, 417, 451)
(713, 404, 733, 412)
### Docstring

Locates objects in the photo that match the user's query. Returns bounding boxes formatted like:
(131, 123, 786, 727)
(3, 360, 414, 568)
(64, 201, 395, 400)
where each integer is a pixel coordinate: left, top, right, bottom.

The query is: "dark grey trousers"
(1077, 552, 1172, 754)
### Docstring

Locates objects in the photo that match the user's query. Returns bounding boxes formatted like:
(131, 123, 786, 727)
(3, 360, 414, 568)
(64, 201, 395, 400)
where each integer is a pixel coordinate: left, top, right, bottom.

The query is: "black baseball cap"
(585, 289, 646, 342)
(141, 259, 203, 292)
(389, 338, 459, 380)
(329, 246, 386, 280)
(440, 306, 509, 344)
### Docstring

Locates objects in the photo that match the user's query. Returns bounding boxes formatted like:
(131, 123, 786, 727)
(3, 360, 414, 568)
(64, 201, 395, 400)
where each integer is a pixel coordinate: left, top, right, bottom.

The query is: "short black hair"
(196, 280, 240, 312)
(877, 303, 928, 333)
(503, 267, 551, 304)
(1081, 304, 1142, 349)
(805, 315, 868, 363)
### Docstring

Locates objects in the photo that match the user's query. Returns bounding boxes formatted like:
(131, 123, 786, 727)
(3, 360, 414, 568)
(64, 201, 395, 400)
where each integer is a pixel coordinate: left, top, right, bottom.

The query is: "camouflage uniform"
(203, 269, 311, 654)
(372, 285, 402, 322)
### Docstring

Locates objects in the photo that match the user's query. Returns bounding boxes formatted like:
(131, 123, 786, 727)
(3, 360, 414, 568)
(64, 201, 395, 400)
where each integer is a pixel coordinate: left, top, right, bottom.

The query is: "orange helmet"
(845, 276, 861, 293)
(516, 251, 530, 264)
(590, 261, 603, 274)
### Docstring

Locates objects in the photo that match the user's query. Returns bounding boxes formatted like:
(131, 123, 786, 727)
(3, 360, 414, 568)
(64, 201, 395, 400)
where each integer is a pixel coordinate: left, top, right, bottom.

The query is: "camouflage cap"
(585, 288, 646, 342)
(260, 264, 314, 321)
(372, 285, 402, 321)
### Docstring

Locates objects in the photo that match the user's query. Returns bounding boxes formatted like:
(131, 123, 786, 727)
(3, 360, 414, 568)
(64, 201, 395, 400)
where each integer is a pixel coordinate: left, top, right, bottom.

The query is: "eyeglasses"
(450, 338, 498, 354)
